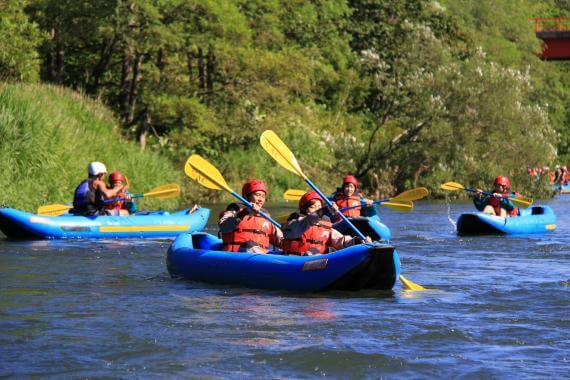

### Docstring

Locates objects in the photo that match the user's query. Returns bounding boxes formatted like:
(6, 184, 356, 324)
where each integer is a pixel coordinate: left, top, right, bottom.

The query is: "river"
(1, 196, 568, 378)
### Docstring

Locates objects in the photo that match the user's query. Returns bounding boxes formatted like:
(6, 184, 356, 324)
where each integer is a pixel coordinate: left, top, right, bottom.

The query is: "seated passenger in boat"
(330, 175, 375, 221)
(473, 176, 518, 218)
(70, 162, 126, 216)
(282, 191, 371, 256)
(218, 180, 282, 253)
(104, 171, 137, 216)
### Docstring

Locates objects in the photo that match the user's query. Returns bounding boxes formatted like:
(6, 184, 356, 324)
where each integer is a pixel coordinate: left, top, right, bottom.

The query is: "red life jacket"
(104, 191, 126, 211)
(282, 219, 332, 256)
(489, 192, 518, 217)
(333, 193, 361, 217)
(221, 208, 274, 252)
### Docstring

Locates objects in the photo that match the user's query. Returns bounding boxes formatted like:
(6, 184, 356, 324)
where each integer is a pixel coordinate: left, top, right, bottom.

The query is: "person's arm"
(359, 194, 376, 217)
(94, 180, 124, 199)
(501, 197, 515, 212)
(218, 204, 248, 233)
(473, 191, 488, 212)
(282, 214, 318, 240)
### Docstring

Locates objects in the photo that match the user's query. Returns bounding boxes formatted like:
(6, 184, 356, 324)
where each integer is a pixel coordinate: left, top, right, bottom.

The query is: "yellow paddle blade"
(184, 154, 232, 193)
(260, 130, 307, 179)
(142, 184, 180, 199)
(390, 187, 429, 202)
(283, 189, 305, 201)
(440, 181, 465, 191)
(399, 275, 427, 291)
(381, 201, 413, 212)
(510, 196, 533, 209)
(37, 204, 73, 216)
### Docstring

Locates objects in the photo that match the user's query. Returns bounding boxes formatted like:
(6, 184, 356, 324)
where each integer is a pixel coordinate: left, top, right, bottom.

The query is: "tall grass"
(0, 83, 181, 212)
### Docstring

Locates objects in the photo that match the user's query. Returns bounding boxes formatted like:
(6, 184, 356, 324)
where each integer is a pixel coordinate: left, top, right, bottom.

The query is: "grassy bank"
(0, 83, 181, 212)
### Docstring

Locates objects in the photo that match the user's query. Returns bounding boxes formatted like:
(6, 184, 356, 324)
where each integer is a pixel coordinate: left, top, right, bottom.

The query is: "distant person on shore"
(218, 180, 282, 253)
(70, 162, 126, 216)
(473, 176, 518, 218)
(281, 191, 371, 256)
(330, 175, 375, 221)
(104, 171, 136, 216)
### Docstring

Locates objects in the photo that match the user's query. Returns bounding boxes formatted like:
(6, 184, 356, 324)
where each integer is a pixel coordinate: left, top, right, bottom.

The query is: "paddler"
(70, 162, 126, 216)
(218, 180, 282, 253)
(473, 176, 518, 217)
(281, 191, 371, 256)
(330, 175, 375, 221)
(104, 171, 137, 216)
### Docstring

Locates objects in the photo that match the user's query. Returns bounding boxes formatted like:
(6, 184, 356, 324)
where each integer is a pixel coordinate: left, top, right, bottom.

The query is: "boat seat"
(192, 232, 222, 250)
(531, 207, 544, 215)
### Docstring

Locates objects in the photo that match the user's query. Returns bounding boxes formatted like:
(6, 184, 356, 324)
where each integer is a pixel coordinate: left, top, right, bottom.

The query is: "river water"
(1, 196, 568, 378)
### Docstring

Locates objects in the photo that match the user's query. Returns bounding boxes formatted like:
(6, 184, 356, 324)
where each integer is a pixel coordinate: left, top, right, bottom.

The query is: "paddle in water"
(440, 182, 533, 208)
(184, 154, 281, 228)
(260, 130, 427, 291)
(37, 183, 181, 216)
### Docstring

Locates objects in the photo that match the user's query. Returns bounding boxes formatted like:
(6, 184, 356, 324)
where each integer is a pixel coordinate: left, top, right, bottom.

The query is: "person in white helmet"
(70, 162, 126, 215)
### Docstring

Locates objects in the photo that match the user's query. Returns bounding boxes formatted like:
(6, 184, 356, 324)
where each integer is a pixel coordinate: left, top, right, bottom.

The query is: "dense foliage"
(1, 0, 569, 202)
(0, 84, 181, 211)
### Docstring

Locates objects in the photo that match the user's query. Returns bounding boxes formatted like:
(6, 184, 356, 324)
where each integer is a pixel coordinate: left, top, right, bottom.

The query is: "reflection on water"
(0, 196, 568, 378)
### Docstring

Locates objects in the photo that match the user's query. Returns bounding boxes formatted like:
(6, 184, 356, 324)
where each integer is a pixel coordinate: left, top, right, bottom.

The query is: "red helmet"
(241, 180, 267, 197)
(299, 191, 322, 210)
(109, 171, 125, 183)
(494, 176, 510, 188)
(343, 175, 358, 188)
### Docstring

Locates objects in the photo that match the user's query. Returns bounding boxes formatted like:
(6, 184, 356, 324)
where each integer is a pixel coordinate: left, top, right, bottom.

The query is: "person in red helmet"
(330, 175, 375, 221)
(473, 176, 517, 217)
(104, 171, 136, 216)
(281, 191, 371, 256)
(218, 180, 282, 253)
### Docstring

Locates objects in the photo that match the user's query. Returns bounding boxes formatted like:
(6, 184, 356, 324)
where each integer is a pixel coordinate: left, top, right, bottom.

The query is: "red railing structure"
(531, 16, 570, 60)
(531, 16, 570, 32)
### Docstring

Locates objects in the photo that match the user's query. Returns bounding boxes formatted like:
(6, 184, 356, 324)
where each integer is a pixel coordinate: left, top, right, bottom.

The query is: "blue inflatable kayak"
(166, 232, 400, 292)
(456, 206, 556, 236)
(0, 207, 210, 239)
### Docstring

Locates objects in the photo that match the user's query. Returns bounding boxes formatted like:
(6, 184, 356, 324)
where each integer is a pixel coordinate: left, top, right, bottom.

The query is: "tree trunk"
(138, 110, 151, 151)
(186, 50, 193, 83)
(119, 48, 134, 120)
(198, 47, 205, 90)
(127, 54, 142, 125)
(86, 37, 117, 95)
(206, 47, 215, 93)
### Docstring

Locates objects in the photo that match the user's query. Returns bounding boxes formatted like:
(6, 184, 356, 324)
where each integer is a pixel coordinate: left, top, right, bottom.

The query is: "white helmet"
(88, 161, 107, 176)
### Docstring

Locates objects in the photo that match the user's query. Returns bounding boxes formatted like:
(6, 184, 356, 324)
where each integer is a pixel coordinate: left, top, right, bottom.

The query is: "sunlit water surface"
(1, 197, 568, 378)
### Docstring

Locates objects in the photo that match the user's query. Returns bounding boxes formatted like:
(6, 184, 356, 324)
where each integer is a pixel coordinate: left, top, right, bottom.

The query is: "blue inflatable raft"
(167, 232, 400, 292)
(456, 206, 557, 236)
(0, 207, 210, 239)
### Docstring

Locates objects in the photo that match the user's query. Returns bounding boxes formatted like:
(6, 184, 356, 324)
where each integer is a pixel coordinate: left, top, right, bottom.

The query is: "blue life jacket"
(71, 179, 104, 215)
(73, 180, 91, 208)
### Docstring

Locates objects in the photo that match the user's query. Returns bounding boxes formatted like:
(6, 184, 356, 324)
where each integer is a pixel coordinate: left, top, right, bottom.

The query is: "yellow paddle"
(440, 181, 533, 208)
(283, 189, 306, 201)
(184, 154, 281, 227)
(274, 201, 413, 224)
(283, 187, 427, 210)
(37, 183, 181, 216)
(260, 130, 427, 291)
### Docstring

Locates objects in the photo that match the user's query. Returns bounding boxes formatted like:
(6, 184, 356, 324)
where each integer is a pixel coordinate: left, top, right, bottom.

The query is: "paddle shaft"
(305, 178, 367, 240)
(339, 199, 386, 212)
(230, 191, 282, 228)
(463, 187, 516, 201)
